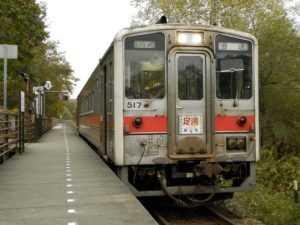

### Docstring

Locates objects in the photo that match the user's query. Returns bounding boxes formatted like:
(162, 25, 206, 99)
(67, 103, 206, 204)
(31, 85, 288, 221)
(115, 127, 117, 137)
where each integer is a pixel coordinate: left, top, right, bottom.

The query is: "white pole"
(294, 180, 299, 203)
(294, 180, 298, 191)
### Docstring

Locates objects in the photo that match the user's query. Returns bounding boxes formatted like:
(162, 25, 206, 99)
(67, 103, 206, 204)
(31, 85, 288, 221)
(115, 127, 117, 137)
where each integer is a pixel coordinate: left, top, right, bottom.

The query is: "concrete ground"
(0, 124, 158, 225)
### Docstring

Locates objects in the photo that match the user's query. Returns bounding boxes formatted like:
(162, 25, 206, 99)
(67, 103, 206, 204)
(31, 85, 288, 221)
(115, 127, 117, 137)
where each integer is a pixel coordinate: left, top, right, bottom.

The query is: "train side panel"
(78, 64, 102, 150)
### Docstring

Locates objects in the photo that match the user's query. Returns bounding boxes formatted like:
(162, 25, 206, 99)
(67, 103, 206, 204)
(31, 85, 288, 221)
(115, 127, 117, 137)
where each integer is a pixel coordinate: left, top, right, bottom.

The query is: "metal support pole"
(18, 91, 25, 153)
(19, 92, 22, 153)
(3, 48, 8, 153)
(25, 78, 30, 143)
(21, 111, 24, 152)
(34, 94, 39, 141)
(3, 45, 8, 112)
(4, 113, 8, 160)
(34, 113, 38, 142)
(39, 92, 42, 136)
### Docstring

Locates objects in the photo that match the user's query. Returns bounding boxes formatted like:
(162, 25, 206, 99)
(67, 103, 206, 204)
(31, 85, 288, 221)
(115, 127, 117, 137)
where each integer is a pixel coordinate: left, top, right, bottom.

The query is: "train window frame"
(214, 34, 253, 100)
(124, 32, 166, 100)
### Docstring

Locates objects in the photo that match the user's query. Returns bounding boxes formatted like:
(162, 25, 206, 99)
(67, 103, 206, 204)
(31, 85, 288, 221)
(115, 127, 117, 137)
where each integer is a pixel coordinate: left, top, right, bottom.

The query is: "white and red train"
(77, 17, 259, 201)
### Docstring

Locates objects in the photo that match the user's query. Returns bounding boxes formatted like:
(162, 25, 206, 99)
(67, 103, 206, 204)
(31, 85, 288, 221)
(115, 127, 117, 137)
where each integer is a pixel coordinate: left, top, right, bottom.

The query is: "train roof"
(114, 23, 258, 43)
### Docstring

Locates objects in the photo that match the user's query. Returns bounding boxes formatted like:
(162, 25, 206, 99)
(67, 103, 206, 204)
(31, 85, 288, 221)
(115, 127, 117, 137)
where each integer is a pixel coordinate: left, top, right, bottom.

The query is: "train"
(77, 16, 259, 203)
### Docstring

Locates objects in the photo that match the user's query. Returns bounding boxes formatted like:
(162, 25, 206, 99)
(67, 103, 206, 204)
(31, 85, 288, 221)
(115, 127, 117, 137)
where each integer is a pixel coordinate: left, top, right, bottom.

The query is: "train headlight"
(192, 34, 202, 44)
(177, 33, 188, 43)
(132, 117, 143, 128)
(237, 116, 247, 126)
(226, 136, 246, 152)
(227, 138, 237, 150)
(236, 138, 246, 150)
(177, 32, 203, 45)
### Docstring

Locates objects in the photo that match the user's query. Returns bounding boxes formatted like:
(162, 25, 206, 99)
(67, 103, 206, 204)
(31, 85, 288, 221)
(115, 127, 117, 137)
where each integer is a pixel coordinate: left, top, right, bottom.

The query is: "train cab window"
(125, 33, 165, 99)
(177, 55, 203, 100)
(215, 35, 253, 99)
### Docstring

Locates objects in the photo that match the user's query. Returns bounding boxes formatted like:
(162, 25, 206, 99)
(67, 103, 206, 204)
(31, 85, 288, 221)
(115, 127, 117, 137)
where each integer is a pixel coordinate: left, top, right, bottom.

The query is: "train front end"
(114, 23, 259, 200)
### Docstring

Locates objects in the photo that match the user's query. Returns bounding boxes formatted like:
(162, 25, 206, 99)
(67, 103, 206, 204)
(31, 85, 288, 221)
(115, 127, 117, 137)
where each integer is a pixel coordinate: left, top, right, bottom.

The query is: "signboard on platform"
(35, 95, 40, 116)
(44, 81, 53, 90)
(0, 45, 18, 59)
(33, 86, 44, 95)
(20, 91, 25, 112)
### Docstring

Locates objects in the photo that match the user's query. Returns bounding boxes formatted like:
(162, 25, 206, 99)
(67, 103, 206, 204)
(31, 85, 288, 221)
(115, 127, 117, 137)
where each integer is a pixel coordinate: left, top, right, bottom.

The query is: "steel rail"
(205, 206, 237, 225)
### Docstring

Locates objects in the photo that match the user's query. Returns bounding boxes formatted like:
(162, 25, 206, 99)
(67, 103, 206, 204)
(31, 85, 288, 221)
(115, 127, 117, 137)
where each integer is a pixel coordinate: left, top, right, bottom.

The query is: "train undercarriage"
(116, 160, 256, 203)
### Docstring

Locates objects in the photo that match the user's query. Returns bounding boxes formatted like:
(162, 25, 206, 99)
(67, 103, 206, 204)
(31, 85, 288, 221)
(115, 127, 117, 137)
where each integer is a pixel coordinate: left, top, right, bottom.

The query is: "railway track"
(140, 197, 238, 225)
(152, 207, 236, 225)
(205, 206, 237, 225)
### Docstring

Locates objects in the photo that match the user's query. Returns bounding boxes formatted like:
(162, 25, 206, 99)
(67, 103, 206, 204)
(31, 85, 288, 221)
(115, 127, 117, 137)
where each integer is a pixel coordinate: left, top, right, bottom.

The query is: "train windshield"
(215, 35, 252, 99)
(125, 33, 165, 99)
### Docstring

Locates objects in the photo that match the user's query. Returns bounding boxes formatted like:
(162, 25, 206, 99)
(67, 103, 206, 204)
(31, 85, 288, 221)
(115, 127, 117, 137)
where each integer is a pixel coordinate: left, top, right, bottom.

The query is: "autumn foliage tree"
(0, 0, 78, 117)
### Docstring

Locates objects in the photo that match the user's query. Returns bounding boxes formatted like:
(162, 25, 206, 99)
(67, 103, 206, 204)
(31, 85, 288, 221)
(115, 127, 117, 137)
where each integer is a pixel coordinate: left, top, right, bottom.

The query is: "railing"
(1, 107, 56, 164)
(24, 114, 35, 143)
(42, 117, 55, 134)
(0, 111, 20, 163)
(24, 114, 55, 142)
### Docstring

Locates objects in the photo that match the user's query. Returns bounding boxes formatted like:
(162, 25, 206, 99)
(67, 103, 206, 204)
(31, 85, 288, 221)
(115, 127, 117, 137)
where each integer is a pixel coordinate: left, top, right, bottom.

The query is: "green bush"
(231, 150, 300, 225)
(235, 186, 300, 225)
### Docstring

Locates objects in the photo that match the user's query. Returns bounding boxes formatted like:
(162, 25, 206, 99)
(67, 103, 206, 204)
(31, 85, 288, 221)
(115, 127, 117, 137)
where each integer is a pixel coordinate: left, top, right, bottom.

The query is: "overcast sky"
(40, 0, 136, 98)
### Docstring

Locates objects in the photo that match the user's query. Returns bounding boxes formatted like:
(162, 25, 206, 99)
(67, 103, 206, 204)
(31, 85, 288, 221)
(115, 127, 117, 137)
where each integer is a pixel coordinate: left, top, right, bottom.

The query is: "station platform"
(0, 124, 158, 225)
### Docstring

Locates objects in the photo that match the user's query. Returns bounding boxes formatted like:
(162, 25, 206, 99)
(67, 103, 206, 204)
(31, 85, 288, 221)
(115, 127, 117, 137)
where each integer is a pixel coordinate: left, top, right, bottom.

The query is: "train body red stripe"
(124, 116, 167, 133)
(80, 115, 254, 133)
(79, 115, 101, 126)
(215, 115, 255, 132)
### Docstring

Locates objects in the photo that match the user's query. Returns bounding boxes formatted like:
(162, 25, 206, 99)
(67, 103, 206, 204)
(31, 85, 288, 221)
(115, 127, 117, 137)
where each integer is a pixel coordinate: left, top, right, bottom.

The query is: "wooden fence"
(0, 110, 19, 163)
(0, 108, 55, 164)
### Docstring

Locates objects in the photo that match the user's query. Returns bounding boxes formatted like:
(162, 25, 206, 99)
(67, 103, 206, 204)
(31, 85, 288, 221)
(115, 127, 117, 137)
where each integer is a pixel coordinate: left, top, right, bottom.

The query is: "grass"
(229, 150, 300, 225)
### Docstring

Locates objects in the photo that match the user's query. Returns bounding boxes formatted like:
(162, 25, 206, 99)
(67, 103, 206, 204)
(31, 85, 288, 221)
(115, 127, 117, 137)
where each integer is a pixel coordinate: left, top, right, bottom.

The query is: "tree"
(130, 0, 285, 27)
(130, 0, 300, 153)
(63, 99, 77, 120)
(0, 0, 78, 117)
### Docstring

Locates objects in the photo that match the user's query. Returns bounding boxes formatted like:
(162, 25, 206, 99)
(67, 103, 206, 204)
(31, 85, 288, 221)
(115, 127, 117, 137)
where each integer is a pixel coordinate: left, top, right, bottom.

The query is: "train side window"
(215, 35, 253, 100)
(109, 61, 114, 109)
(91, 91, 94, 113)
(125, 33, 165, 99)
(95, 78, 100, 114)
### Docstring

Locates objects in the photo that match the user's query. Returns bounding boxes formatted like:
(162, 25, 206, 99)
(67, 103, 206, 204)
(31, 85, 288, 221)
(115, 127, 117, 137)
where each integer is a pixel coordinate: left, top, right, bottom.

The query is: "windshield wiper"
(233, 71, 243, 107)
(145, 87, 164, 107)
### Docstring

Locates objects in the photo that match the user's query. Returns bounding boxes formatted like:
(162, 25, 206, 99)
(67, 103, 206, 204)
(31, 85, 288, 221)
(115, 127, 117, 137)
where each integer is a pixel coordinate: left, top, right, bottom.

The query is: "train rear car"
(77, 19, 259, 201)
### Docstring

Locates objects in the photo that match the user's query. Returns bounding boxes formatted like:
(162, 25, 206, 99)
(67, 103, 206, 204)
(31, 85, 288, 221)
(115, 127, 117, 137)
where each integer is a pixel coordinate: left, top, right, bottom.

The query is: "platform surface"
(0, 124, 158, 225)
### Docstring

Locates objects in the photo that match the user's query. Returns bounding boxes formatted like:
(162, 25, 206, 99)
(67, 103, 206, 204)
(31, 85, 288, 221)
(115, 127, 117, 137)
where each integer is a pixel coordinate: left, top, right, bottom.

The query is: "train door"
(105, 62, 114, 157)
(168, 52, 212, 158)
